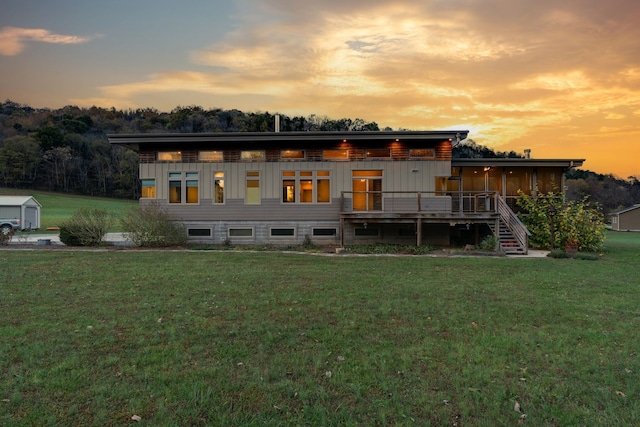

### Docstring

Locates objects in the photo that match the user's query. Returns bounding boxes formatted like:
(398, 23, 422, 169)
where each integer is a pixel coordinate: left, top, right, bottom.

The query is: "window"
(141, 179, 156, 198)
(214, 172, 225, 204)
(158, 151, 182, 161)
(229, 228, 253, 237)
(199, 151, 223, 161)
(270, 228, 295, 237)
(366, 149, 391, 158)
(313, 228, 336, 237)
(281, 171, 331, 204)
(169, 172, 199, 204)
(324, 149, 348, 159)
(169, 172, 182, 204)
(241, 151, 265, 160)
(188, 228, 211, 237)
(246, 171, 260, 204)
(410, 149, 435, 158)
(281, 150, 305, 159)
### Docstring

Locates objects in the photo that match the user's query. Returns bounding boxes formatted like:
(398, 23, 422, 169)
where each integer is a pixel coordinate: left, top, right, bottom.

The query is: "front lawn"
(1, 232, 639, 425)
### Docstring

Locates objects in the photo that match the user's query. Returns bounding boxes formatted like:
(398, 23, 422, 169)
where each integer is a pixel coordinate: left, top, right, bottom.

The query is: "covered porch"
(339, 190, 529, 254)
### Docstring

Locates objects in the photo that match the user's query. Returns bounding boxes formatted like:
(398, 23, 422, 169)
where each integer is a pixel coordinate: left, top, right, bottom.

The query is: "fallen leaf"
(131, 414, 142, 421)
(336, 356, 345, 361)
(616, 391, 627, 398)
(471, 321, 478, 327)
(157, 318, 162, 323)
(514, 401, 521, 413)
(325, 371, 332, 378)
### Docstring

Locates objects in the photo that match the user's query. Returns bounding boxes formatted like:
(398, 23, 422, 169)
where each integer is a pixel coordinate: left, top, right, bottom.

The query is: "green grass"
(0, 188, 137, 230)
(1, 232, 639, 426)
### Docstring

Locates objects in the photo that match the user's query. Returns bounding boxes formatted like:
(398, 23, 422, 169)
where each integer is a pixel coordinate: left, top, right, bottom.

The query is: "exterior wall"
(614, 210, 640, 231)
(140, 158, 452, 245)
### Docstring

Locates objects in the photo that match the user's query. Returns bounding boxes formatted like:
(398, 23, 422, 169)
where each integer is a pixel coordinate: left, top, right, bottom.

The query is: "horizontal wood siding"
(146, 198, 342, 222)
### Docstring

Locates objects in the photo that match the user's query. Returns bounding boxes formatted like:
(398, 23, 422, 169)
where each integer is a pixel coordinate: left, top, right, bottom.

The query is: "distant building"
(109, 131, 584, 254)
(0, 195, 42, 231)
(609, 204, 640, 232)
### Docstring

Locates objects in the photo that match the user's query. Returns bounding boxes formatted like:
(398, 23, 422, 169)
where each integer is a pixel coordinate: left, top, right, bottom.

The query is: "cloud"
(0, 26, 95, 56)
(77, 1, 640, 138)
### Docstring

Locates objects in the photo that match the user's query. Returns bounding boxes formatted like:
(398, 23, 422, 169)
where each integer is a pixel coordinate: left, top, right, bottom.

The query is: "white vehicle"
(0, 219, 21, 234)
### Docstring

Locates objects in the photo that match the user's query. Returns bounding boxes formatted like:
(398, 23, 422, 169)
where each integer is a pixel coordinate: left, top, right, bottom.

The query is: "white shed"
(0, 196, 42, 230)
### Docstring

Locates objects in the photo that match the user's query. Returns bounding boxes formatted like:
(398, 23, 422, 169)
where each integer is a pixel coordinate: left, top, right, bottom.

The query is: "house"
(108, 131, 584, 254)
(609, 204, 640, 231)
(0, 195, 42, 231)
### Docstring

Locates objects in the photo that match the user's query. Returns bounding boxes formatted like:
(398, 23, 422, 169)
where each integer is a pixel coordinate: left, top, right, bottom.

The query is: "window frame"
(281, 171, 331, 205)
(141, 178, 156, 199)
(168, 171, 200, 204)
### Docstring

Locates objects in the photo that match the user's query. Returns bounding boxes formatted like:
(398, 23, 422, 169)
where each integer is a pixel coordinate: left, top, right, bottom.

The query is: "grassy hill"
(0, 188, 138, 230)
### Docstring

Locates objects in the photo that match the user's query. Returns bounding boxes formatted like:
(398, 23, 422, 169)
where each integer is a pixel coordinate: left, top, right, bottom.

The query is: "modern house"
(108, 131, 584, 254)
(609, 204, 640, 231)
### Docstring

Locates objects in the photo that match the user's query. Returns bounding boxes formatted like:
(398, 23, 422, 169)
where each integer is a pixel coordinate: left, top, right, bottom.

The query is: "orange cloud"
(0, 26, 95, 56)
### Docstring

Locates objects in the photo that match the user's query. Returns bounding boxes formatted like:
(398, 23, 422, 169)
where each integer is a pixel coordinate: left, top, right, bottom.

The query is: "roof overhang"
(108, 130, 469, 151)
(452, 158, 585, 169)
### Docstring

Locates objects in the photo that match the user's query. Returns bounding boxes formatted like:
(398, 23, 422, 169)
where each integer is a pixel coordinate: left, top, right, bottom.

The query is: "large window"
(214, 172, 224, 204)
(246, 171, 260, 204)
(281, 150, 305, 159)
(158, 151, 181, 161)
(169, 172, 199, 204)
(324, 149, 348, 159)
(199, 151, 223, 161)
(141, 179, 156, 198)
(241, 151, 265, 160)
(281, 171, 331, 204)
(352, 170, 382, 211)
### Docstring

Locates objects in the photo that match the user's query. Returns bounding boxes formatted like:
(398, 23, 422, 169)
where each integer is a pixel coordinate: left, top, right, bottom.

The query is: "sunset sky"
(2, 0, 639, 178)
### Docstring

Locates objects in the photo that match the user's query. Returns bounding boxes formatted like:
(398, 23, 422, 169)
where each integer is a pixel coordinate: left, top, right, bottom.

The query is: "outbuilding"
(0, 196, 41, 231)
(609, 204, 640, 232)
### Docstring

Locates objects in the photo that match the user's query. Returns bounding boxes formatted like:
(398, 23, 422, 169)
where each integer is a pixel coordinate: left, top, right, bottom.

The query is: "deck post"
(340, 217, 345, 248)
(416, 218, 422, 246)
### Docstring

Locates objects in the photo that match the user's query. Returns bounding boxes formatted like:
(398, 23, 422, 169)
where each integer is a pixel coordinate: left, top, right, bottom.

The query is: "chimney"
(275, 114, 280, 133)
(524, 149, 531, 159)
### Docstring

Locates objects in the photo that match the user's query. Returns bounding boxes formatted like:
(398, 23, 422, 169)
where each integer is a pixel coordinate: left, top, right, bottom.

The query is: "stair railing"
(497, 197, 530, 254)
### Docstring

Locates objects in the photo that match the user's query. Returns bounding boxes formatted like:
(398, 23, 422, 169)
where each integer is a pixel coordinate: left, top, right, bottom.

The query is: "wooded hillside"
(1, 100, 638, 213)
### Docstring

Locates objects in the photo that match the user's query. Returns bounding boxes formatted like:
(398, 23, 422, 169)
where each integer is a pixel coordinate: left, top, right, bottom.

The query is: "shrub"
(479, 235, 499, 252)
(516, 190, 606, 252)
(548, 248, 571, 258)
(0, 229, 15, 245)
(119, 201, 187, 247)
(59, 208, 113, 246)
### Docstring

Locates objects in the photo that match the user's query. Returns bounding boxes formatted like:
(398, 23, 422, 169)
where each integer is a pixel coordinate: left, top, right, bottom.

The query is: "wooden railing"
(340, 191, 500, 215)
(497, 196, 530, 251)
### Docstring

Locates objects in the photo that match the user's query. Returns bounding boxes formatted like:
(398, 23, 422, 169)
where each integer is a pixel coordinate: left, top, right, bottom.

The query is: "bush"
(0, 229, 15, 245)
(548, 248, 571, 258)
(59, 208, 113, 246)
(516, 190, 606, 252)
(479, 235, 498, 252)
(119, 201, 187, 247)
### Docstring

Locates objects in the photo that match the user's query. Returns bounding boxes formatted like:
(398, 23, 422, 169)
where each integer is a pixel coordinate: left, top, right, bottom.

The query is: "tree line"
(1, 100, 638, 214)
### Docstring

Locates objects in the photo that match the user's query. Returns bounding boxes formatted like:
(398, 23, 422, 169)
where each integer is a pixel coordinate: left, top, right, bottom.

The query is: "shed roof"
(0, 196, 42, 207)
(609, 204, 640, 215)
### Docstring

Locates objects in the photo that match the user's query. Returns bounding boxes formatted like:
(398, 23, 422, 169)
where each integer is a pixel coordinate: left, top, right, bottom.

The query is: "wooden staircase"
(489, 219, 527, 255)
(493, 198, 531, 255)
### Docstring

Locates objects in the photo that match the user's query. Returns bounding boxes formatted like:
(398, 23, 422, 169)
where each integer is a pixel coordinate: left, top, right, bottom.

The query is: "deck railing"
(340, 191, 500, 215)
(497, 196, 530, 251)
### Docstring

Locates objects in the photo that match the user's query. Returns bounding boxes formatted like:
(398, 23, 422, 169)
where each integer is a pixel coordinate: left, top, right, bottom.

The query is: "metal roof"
(452, 158, 585, 168)
(0, 196, 42, 206)
(108, 130, 469, 148)
(609, 204, 640, 216)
